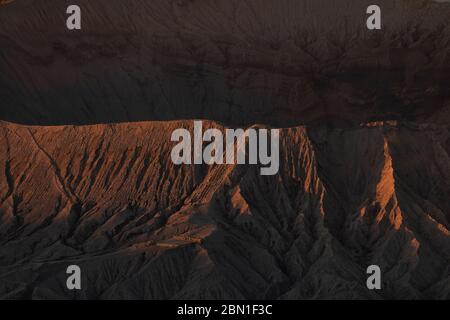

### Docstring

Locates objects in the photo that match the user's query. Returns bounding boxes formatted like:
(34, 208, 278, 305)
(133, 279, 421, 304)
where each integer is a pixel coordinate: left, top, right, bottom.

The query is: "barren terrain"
(0, 0, 449, 299)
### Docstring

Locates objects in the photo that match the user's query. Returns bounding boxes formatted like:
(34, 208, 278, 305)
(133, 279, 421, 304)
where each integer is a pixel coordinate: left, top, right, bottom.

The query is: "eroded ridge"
(0, 120, 448, 299)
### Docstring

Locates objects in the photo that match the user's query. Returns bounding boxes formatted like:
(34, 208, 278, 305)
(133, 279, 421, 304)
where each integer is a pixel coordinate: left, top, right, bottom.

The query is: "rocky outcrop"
(0, 0, 449, 300)
(0, 120, 448, 299)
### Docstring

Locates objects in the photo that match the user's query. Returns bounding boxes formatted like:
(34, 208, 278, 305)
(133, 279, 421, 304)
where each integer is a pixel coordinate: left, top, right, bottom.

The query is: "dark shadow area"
(1, 0, 449, 127)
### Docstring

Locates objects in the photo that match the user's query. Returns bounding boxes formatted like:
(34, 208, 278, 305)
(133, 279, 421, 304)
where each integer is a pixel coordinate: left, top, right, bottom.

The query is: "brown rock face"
(0, 0, 449, 300)
(0, 121, 449, 299)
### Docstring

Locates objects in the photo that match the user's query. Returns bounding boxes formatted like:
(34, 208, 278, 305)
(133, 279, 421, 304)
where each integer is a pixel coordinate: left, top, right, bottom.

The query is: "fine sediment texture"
(0, 0, 449, 126)
(0, 0, 449, 299)
(0, 121, 449, 299)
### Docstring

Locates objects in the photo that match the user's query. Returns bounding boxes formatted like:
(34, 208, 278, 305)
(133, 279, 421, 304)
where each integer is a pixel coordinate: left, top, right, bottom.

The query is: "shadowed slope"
(0, 0, 450, 126)
(0, 120, 448, 299)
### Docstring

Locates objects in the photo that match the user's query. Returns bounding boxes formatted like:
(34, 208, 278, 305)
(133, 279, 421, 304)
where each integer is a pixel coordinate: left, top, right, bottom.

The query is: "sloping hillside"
(0, 120, 448, 299)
